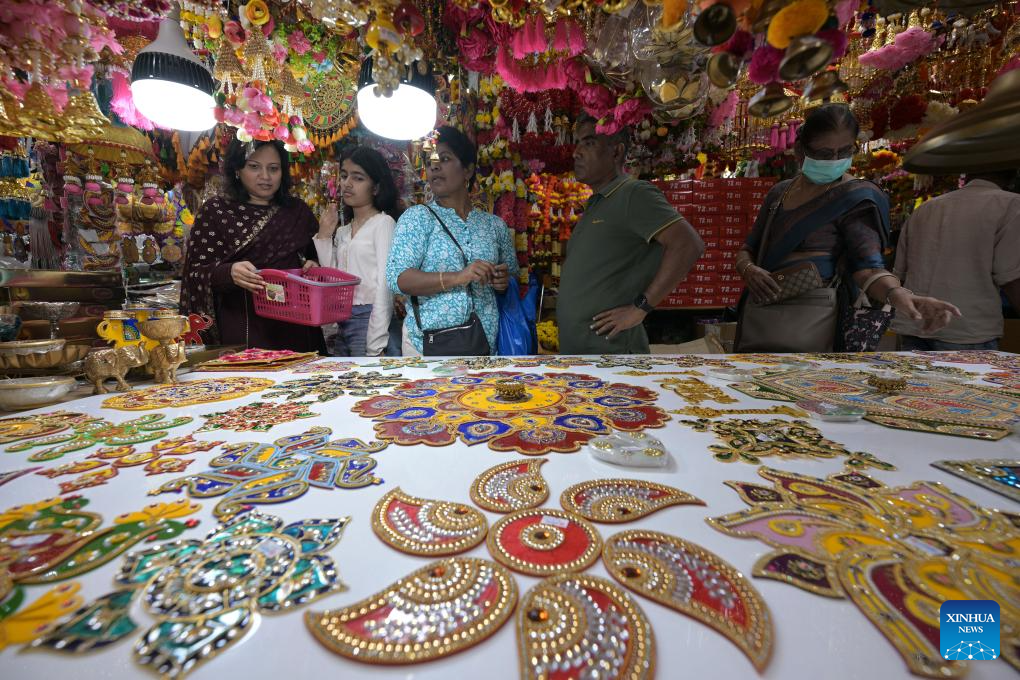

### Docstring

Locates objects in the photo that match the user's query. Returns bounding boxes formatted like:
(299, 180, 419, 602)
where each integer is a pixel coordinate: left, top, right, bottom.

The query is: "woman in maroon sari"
(181, 139, 325, 351)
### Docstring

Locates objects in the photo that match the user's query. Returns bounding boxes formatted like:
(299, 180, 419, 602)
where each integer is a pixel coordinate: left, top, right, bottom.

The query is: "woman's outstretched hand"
(888, 288, 962, 333)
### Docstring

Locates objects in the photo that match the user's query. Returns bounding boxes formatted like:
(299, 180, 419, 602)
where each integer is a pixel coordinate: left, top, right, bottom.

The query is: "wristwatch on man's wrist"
(633, 293, 655, 314)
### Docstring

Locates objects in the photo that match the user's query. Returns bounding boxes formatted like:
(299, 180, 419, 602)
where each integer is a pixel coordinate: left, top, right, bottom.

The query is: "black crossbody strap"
(411, 205, 475, 331)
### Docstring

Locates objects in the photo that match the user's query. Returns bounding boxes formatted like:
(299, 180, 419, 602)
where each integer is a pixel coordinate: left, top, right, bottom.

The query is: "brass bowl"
(0, 340, 93, 369)
(494, 379, 526, 402)
(139, 316, 188, 343)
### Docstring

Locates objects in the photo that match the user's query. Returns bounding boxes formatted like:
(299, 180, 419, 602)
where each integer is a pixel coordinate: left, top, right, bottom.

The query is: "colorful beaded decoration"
(603, 529, 773, 672)
(0, 466, 42, 489)
(35, 435, 225, 494)
(469, 459, 549, 513)
(197, 400, 319, 432)
(371, 487, 488, 556)
(260, 372, 407, 401)
(194, 348, 320, 371)
(983, 371, 1020, 393)
(670, 405, 808, 419)
(749, 368, 1019, 440)
(681, 418, 895, 469)
(517, 574, 655, 679)
(33, 510, 348, 679)
(362, 357, 440, 370)
(559, 479, 704, 523)
(657, 376, 738, 405)
(306, 557, 518, 664)
(6, 414, 193, 462)
(0, 582, 83, 650)
(708, 466, 1020, 677)
(0, 497, 200, 585)
(511, 356, 594, 369)
(931, 459, 1020, 504)
(102, 377, 275, 411)
(290, 359, 358, 374)
(151, 427, 387, 518)
(353, 372, 669, 455)
(487, 508, 602, 576)
(0, 411, 93, 444)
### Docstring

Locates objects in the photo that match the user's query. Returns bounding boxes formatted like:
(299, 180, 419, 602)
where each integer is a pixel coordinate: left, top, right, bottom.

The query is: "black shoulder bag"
(411, 206, 491, 356)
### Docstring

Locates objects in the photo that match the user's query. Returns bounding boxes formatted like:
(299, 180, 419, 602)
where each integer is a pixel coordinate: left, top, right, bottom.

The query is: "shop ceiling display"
(746, 368, 1020, 440)
(150, 426, 387, 518)
(32, 510, 349, 679)
(101, 376, 275, 410)
(709, 467, 1020, 677)
(353, 372, 669, 455)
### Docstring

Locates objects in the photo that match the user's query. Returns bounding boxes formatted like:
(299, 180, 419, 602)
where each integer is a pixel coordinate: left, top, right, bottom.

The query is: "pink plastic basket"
(252, 267, 361, 326)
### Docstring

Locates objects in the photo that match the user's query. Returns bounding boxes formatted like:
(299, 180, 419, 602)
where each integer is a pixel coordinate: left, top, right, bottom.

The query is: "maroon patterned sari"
(181, 195, 324, 351)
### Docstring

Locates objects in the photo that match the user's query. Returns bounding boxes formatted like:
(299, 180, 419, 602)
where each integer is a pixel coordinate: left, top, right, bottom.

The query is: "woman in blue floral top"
(386, 126, 519, 355)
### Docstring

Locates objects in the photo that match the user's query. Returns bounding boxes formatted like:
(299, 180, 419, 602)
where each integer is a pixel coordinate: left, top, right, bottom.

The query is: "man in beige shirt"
(892, 170, 1020, 350)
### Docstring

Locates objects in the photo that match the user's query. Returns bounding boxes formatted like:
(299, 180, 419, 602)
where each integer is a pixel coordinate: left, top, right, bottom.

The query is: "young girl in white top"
(309, 147, 400, 356)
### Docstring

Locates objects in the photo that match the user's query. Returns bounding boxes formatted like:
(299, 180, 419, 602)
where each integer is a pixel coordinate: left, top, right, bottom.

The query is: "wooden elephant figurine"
(84, 343, 149, 395)
(149, 340, 186, 384)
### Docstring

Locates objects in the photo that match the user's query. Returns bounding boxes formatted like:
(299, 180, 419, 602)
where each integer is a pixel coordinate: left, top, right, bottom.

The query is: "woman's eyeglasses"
(805, 145, 857, 161)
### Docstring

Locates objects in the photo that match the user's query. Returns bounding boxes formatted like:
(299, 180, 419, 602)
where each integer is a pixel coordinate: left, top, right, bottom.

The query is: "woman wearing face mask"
(181, 139, 326, 351)
(386, 126, 519, 356)
(733, 104, 960, 352)
(308, 147, 400, 357)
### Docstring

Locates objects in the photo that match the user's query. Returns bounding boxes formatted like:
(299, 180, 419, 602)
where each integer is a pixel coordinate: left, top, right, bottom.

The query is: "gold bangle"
(440, 272, 446, 292)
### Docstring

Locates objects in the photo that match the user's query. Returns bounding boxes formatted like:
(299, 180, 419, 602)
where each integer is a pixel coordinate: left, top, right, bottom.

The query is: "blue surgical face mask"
(801, 156, 853, 184)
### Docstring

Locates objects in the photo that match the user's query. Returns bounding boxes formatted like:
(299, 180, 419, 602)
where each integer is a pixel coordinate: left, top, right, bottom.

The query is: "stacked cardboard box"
(651, 177, 776, 308)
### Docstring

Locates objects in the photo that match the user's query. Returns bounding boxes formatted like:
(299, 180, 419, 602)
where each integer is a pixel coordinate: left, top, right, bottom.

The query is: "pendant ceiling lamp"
(356, 59, 437, 141)
(130, 6, 216, 131)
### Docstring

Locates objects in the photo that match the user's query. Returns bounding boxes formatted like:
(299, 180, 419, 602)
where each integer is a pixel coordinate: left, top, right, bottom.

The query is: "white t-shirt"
(313, 213, 396, 355)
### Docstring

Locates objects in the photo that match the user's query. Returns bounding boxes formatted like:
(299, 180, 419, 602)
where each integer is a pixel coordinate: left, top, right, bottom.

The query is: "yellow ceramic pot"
(97, 310, 159, 350)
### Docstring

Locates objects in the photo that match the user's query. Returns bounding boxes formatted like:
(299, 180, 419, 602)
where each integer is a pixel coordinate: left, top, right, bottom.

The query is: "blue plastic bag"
(496, 275, 537, 356)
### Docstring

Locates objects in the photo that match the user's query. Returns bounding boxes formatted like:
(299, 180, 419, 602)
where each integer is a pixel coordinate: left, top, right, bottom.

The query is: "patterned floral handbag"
(840, 273, 894, 352)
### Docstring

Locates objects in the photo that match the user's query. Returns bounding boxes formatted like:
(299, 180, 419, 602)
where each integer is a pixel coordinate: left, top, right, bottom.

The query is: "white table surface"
(1, 353, 1017, 680)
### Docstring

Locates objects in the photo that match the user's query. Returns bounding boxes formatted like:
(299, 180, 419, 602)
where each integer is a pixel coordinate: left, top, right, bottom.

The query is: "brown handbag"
(736, 183, 839, 353)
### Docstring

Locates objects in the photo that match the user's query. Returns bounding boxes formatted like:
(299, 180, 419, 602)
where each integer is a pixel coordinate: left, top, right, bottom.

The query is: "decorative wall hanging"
(151, 427, 387, 518)
(102, 377, 275, 411)
(6, 414, 193, 462)
(0, 497, 200, 585)
(469, 459, 549, 513)
(372, 487, 488, 556)
(0, 582, 83, 650)
(260, 373, 407, 401)
(33, 511, 349, 680)
(35, 435, 225, 494)
(560, 479, 704, 523)
(657, 377, 739, 405)
(671, 405, 809, 418)
(197, 401, 319, 432)
(931, 459, 1020, 504)
(291, 360, 358, 374)
(487, 508, 602, 576)
(517, 573, 654, 679)
(708, 467, 1020, 677)
(306, 557, 518, 664)
(353, 372, 669, 455)
(680, 418, 895, 469)
(0, 411, 93, 445)
(603, 530, 773, 672)
(748, 368, 1019, 440)
(587, 431, 670, 468)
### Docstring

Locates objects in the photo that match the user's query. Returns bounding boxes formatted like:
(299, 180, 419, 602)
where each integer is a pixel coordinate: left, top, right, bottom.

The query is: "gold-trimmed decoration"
(101, 377, 275, 411)
(680, 418, 895, 469)
(657, 376, 738, 405)
(305, 557, 517, 664)
(517, 574, 655, 679)
(559, 479, 704, 523)
(670, 405, 808, 418)
(371, 487, 488, 556)
(603, 529, 773, 672)
(931, 459, 1020, 503)
(469, 458, 549, 513)
(487, 508, 602, 576)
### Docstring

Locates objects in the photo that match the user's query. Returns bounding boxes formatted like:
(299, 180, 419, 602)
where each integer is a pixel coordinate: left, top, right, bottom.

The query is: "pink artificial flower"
(718, 30, 754, 58)
(2, 79, 28, 100)
(576, 83, 614, 119)
(274, 124, 290, 141)
(242, 112, 263, 135)
(458, 27, 495, 72)
(270, 40, 288, 64)
(612, 97, 651, 128)
(817, 28, 849, 60)
(748, 45, 783, 84)
(224, 107, 246, 126)
(225, 20, 245, 46)
(45, 84, 69, 112)
(297, 139, 315, 154)
(288, 30, 312, 55)
(834, 0, 857, 27)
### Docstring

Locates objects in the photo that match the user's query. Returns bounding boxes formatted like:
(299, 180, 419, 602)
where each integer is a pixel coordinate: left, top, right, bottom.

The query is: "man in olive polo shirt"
(557, 114, 704, 354)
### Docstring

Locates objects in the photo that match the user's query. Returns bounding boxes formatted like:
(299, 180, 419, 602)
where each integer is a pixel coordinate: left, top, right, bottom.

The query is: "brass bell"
(803, 70, 848, 102)
(707, 52, 741, 89)
(693, 3, 737, 47)
(748, 83, 794, 118)
(778, 34, 833, 82)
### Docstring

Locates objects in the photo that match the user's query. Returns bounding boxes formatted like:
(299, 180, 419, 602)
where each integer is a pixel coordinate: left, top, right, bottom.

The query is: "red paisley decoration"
(487, 508, 602, 576)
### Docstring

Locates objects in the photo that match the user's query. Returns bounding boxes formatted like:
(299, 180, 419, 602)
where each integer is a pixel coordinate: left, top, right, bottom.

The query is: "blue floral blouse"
(386, 202, 518, 354)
